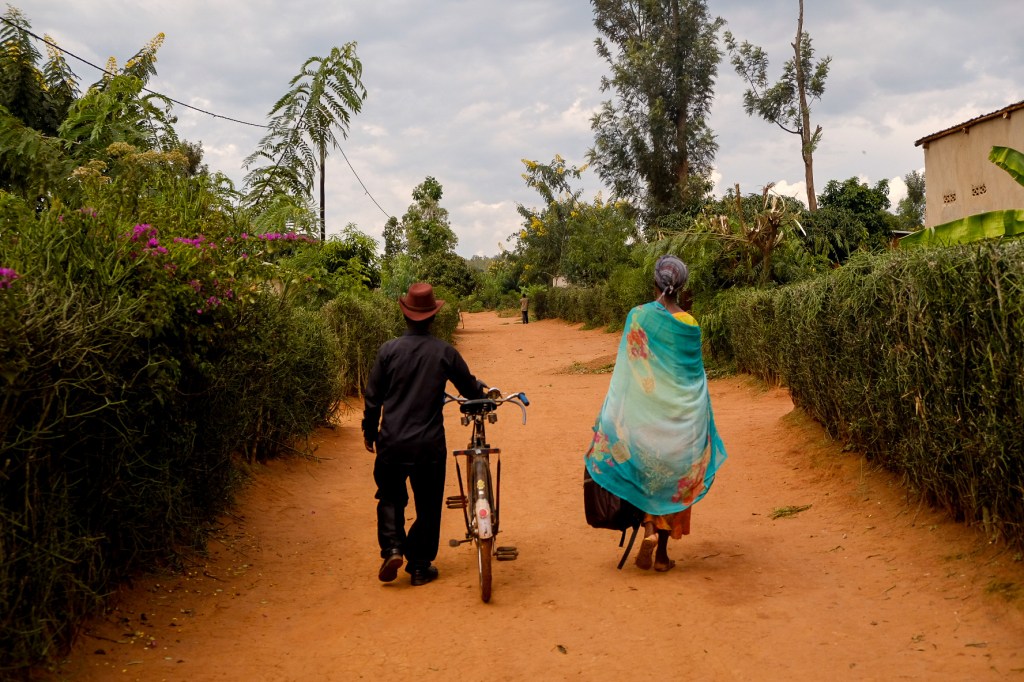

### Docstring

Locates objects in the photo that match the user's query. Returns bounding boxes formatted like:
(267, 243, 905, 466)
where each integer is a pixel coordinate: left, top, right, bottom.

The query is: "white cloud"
(27, 0, 1023, 257)
(768, 181, 807, 206)
(360, 124, 389, 138)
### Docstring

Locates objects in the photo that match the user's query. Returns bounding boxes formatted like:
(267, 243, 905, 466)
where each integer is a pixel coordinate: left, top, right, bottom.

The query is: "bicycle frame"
(444, 390, 528, 602)
(452, 408, 501, 539)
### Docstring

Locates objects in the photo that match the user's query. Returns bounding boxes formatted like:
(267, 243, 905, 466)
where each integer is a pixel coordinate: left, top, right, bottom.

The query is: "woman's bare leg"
(635, 521, 658, 569)
(654, 530, 675, 571)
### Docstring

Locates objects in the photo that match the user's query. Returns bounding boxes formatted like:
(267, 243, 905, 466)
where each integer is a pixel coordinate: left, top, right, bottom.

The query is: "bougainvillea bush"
(0, 206, 344, 671)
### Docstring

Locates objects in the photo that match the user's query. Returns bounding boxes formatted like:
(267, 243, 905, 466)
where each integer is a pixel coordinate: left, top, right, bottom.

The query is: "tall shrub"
(0, 207, 344, 671)
(725, 244, 1024, 547)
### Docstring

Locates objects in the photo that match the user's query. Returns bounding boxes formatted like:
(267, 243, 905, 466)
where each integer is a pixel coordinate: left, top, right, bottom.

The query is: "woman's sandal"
(654, 559, 677, 572)
(635, 535, 657, 570)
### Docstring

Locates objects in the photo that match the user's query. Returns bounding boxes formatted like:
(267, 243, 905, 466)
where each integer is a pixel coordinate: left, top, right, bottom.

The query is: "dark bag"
(583, 467, 644, 569)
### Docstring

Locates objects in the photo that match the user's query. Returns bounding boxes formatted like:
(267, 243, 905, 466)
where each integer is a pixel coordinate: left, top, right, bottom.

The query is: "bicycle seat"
(459, 398, 497, 415)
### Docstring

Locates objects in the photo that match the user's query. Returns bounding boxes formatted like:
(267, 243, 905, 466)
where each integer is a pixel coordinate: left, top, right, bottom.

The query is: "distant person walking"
(520, 293, 529, 324)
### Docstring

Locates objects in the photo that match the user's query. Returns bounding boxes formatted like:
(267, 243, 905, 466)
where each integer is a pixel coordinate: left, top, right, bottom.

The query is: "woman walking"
(584, 255, 727, 571)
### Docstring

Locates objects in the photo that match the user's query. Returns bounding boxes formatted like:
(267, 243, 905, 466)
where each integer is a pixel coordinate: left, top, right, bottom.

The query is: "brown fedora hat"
(398, 282, 445, 321)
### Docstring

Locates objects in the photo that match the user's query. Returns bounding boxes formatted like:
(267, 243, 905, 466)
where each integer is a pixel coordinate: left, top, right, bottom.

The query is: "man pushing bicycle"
(362, 282, 487, 586)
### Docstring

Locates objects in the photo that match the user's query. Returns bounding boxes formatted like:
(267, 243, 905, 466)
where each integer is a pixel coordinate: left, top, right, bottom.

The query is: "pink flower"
(128, 224, 156, 243)
(0, 267, 20, 289)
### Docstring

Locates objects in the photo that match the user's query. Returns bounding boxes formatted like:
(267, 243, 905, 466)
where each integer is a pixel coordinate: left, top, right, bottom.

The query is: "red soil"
(53, 311, 1024, 681)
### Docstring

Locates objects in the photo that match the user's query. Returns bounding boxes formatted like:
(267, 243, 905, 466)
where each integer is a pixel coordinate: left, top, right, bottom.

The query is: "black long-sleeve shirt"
(362, 328, 485, 454)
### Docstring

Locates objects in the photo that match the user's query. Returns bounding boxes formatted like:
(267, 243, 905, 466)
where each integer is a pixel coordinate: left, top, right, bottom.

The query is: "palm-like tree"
(245, 43, 367, 241)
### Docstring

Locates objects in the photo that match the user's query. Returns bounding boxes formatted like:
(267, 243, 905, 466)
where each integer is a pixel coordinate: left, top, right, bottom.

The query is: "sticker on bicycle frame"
(478, 509, 488, 518)
(476, 480, 485, 490)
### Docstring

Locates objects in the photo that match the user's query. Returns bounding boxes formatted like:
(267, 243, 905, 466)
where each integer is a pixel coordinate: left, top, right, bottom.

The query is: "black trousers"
(522, 310, 529, 324)
(373, 444, 447, 568)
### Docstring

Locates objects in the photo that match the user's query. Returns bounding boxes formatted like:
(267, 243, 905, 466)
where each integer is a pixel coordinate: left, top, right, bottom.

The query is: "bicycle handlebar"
(444, 390, 529, 424)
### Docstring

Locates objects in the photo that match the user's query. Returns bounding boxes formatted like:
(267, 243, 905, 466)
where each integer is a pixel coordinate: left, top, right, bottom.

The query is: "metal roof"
(914, 100, 1024, 147)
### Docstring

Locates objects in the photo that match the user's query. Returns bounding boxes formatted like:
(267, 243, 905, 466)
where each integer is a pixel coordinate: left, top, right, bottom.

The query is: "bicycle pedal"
(495, 545, 519, 561)
(445, 495, 467, 509)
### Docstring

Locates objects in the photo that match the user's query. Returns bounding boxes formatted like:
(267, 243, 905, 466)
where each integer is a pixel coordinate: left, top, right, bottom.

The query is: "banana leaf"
(899, 209, 1024, 248)
(989, 145, 1024, 186)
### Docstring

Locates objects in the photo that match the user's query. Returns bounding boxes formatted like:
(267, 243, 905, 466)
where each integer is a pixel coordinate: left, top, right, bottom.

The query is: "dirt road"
(55, 311, 1024, 681)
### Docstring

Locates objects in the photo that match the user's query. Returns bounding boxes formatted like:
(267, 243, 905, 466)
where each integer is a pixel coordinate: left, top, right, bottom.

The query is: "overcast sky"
(25, 1, 1024, 257)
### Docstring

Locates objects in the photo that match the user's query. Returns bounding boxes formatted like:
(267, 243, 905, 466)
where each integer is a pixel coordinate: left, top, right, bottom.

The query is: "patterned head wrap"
(654, 255, 689, 296)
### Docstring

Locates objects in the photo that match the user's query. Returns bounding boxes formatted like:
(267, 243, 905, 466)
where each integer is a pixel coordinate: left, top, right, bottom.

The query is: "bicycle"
(444, 388, 529, 602)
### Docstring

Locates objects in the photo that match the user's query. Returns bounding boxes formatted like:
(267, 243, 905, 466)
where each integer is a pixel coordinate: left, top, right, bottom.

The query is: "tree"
(513, 155, 586, 283)
(651, 184, 819, 290)
(561, 197, 637, 285)
(0, 7, 78, 136)
(588, 0, 725, 228)
(0, 7, 74, 197)
(511, 156, 637, 286)
(799, 205, 866, 265)
(59, 74, 178, 158)
(819, 177, 891, 224)
(0, 16, 175, 199)
(403, 176, 457, 259)
(811, 176, 896, 257)
(417, 251, 480, 298)
(724, 0, 831, 211)
(245, 44, 367, 241)
(473, 251, 523, 308)
(895, 170, 926, 231)
(381, 215, 406, 260)
(383, 176, 477, 297)
(310, 224, 381, 289)
(0, 6, 47, 133)
(58, 33, 178, 159)
(41, 40, 79, 133)
(0, 104, 66, 199)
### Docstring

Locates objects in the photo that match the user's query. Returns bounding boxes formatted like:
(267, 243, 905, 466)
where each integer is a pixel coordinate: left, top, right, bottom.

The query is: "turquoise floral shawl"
(584, 302, 727, 516)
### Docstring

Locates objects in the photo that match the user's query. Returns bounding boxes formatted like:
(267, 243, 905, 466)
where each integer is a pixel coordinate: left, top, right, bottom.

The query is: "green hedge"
(0, 210, 346, 672)
(724, 244, 1024, 547)
(321, 288, 460, 397)
(533, 265, 649, 331)
(530, 243, 1023, 548)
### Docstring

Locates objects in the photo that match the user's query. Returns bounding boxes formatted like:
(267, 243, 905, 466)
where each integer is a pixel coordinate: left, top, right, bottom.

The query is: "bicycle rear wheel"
(476, 536, 493, 602)
(470, 456, 495, 602)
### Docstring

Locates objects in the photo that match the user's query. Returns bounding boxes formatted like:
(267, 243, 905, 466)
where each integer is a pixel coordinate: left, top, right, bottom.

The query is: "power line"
(0, 17, 269, 129)
(2, 15, 395, 221)
(338, 144, 393, 219)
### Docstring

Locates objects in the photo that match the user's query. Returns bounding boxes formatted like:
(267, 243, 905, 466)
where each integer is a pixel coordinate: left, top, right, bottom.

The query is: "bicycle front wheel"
(476, 536, 493, 603)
